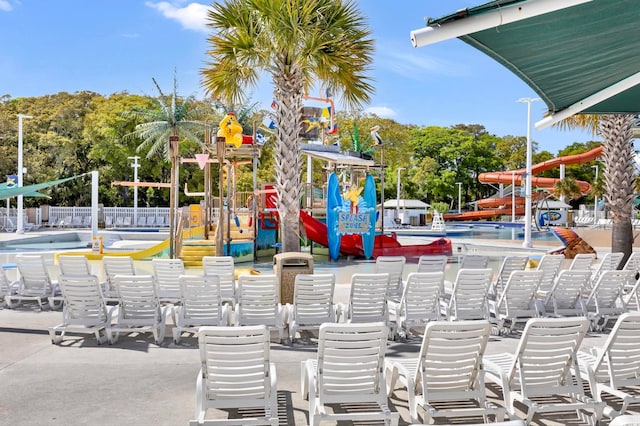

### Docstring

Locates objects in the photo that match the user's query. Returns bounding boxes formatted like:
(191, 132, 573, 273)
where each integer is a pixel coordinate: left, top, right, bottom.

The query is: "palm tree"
(201, 0, 375, 253)
(552, 177, 582, 201)
(127, 76, 203, 258)
(556, 114, 637, 263)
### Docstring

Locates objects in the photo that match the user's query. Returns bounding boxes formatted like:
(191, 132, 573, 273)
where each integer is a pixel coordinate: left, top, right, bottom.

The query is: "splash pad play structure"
(444, 146, 602, 221)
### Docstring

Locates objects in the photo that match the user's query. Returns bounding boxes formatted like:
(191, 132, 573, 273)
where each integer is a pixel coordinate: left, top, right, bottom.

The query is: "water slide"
(60, 226, 204, 261)
(445, 146, 603, 221)
(300, 210, 452, 259)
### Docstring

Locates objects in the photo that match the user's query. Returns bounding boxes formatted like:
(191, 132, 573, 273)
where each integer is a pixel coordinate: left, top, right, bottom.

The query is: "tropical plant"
(430, 201, 449, 215)
(552, 177, 582, 201)
(556, 114, 637, 262)
(201, 0, 375, 253)
(126, 75, 203, 257)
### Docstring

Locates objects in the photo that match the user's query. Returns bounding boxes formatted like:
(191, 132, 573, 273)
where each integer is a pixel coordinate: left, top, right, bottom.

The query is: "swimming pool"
(393, 222, 560, 243)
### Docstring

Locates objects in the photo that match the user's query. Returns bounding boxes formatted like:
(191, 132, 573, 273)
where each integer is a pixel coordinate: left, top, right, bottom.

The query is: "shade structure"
(411, 0, 640, 128)
(0, 174, 84, 200)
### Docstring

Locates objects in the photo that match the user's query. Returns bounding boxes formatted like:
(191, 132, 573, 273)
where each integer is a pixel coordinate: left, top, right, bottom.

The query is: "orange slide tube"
(478, 146, 602, 194)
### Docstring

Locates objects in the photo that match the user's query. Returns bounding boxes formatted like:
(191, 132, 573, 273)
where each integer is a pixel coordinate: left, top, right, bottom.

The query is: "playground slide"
(444, 146, 603, 221)
(300, 210, 452, 259)
(60, 226, 204, 261)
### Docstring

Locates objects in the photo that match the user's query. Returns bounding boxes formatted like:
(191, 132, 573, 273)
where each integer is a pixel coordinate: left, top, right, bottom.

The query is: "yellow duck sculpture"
(217, 112, 244, 148)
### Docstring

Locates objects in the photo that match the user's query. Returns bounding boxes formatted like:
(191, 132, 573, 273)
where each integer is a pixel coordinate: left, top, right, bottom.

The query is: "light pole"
(128, 156, 140, 225)
(456, 182, 462, 213)
(511, 171, 516, 223)
(396, 167, 405, 222)
(17, 114, 33, 234)
(592, 164, 599, 224)
(517, 97, 541, 248)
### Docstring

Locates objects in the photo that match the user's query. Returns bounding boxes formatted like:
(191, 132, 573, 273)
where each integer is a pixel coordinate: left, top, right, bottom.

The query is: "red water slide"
(478, 146, 603, 193)
(444, 146, 602, 221)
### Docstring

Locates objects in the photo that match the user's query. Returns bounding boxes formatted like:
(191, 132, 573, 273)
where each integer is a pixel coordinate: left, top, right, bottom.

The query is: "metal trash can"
(273, 252, 314, 304)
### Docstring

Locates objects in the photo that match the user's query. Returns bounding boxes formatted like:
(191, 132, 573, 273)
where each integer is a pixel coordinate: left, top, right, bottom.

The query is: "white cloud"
(146, 1, 209, 33)
(364, 106, 397, 118)
(0, 0, 13, 12)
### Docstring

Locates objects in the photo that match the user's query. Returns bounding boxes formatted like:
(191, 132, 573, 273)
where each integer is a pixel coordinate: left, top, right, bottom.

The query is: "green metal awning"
(410, 0, 640, 128)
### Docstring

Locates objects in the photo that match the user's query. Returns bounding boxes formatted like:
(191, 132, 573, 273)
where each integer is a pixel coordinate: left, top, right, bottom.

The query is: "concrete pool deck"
(0, 227, 637, 425)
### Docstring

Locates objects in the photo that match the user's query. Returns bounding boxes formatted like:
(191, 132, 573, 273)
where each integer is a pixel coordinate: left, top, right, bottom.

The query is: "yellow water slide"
(58, 226, 204, 261)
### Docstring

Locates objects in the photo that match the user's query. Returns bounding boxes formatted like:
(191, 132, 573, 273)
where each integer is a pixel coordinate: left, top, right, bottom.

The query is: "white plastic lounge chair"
(492, 255, 529, 298)
(137, 215, 146, 227)
(102, 255, 136, 302)
(123, 216, 132, 227)
(622, 252, 640, 276)
(534, 254, 565, 299)
(191, 325, 278, 425)
(235, 274, 285, 343)
(338, 273, 391, 327)
(104, 215, 114, 228)
(592, 252, 625, 283)
(483, 317, 605, 425)
(386, 320, 504, 424)
(47, 216, 58, 228)
(433, 421, 525, 426)
(569, 253, 597, 271)
(71, 216, 83, 228)
(58, 255, 91, 276)
(82, 215, 92, 228)
(610, 415, 640, 426)
(5, 254, 61, 310)
(49, 274, 113, 345)
(146, 216, 156, 227)
(60, 215, 73, 228)
(539, 270, 591, 318)
(489, 270, 543, 334)
(375, 255, 406, 302)
(106, 274, 167, 345)
(577, 312, 640, 418)
(388, 271, 444, 339)
(301, 322, 399, 426)
(442, 268, 493, 321)
(416, 254, 447, 273)
(114, 216, 124, 227)
(0, 268, 18, 306)
(172, 275, 228, 344)
(286, 273, 336, 342)
(202, 256, 236, 306)
(152, 258, 185, 304)
(582, 270, 635, 331)
(460, 254, 490, 269)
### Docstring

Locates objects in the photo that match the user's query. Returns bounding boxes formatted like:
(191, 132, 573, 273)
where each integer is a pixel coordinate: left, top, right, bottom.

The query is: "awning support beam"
(536, 70, 640, 129)
(410, 0, 591, 48)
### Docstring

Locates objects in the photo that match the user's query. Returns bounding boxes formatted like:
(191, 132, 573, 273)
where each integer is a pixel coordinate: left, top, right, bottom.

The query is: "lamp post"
(456, 182, 463, 213)
(128, 156, 140, 226)
(517, 97, 541, 248)
(511, 171, 516, 223)
(16, 114, 33, 234)
(396, 167, 405, 222)
(592, 164, 599, 224)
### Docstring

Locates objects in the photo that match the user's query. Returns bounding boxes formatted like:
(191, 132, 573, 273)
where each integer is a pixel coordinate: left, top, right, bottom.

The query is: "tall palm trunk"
(169, 135, 179, 258)
(600, 114, 636, 265)
(272, 67, 304, 252)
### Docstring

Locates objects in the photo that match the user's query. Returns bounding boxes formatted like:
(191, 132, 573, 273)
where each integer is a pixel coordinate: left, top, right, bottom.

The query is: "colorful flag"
(6, 175, 17, 188)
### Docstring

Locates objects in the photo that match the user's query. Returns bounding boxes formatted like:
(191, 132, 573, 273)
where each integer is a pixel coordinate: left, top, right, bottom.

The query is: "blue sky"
(0, 0, 596, 153)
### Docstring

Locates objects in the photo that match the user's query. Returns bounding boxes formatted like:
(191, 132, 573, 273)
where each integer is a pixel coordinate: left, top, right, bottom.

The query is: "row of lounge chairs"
(196, 314, 640, 425)
(104, 215, 169, 228)
(4, 252, 640, 423)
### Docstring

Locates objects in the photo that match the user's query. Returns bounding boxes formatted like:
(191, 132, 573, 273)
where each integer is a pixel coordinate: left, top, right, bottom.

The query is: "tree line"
(0, 92, 601, 210)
